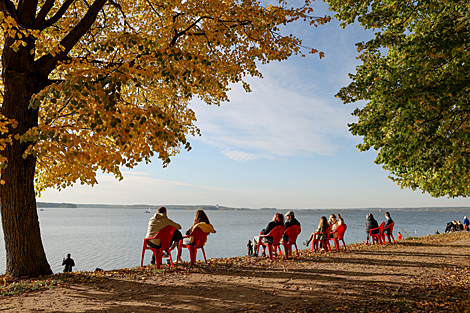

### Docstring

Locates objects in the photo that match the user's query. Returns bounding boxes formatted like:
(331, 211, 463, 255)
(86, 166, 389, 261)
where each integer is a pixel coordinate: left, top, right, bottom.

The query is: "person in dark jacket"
(285, 211, 300, 229)
(365, 214, 379, 243)
(62, 253, 75, 272)
(282, 211, 301, 242)
(251, 213, 284, 256)
(445, 221, 458, 233)
(383, 212, 394, 235)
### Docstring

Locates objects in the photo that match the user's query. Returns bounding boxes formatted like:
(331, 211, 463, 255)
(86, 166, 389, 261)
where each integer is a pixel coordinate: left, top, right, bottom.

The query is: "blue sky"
(40, 1, 470, 209)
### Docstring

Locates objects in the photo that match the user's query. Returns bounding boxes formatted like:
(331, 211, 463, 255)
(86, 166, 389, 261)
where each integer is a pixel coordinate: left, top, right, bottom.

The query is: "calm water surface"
(0, 208, 468, 274)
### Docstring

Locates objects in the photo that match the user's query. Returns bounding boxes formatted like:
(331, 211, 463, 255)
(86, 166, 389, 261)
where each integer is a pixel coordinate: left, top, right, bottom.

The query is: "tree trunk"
(0, 35, 52, 277)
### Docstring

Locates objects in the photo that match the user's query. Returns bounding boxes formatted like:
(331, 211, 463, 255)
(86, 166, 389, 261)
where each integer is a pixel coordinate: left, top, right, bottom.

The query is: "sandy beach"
(1, 231, 469, 312)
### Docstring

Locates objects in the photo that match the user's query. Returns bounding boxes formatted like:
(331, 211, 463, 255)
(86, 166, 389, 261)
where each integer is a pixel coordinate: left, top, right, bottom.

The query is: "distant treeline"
(62, 204, 250, 211)
(36, 202, 469, 212)
(37, 202, 77, 208)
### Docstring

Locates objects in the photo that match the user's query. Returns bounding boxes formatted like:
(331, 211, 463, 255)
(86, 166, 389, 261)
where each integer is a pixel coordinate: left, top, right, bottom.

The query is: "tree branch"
(0, 0, 20, 24)
(34, 0, 56, 28)
(38, 0, 76, 30)
(17, 0, 38, 26)
(36, 0, 107, 76)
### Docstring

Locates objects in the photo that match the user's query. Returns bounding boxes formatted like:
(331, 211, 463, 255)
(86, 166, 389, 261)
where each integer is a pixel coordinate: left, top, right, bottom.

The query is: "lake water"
(0, 208, 468, 274)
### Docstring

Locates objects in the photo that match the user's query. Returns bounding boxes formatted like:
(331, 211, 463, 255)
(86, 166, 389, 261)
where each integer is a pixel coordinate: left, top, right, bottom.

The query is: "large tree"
(326, 0, 470, 197)
(0, 0, 328, 276)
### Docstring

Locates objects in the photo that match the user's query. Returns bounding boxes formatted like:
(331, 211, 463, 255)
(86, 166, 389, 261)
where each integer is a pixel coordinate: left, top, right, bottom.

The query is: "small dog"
(247, 240, 253, 256)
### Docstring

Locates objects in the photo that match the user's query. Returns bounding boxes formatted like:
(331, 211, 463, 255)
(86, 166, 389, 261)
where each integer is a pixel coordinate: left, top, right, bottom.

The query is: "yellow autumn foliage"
(0, 0, 329, 193)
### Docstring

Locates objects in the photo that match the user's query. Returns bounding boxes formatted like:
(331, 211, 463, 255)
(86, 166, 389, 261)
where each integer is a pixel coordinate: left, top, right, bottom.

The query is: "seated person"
(445, 221, 458, 233)
(328, 214, 344, 238)
(397, 232, 403, 240)
(365, 213, 379, 242)
(303, 216, 329, 248)
(251, 213, 285, 256)
(183, 210, 216, 245)
(145, 207, 182, 263)
(383, 212, 394, 235)
(282, 211, 301, 242)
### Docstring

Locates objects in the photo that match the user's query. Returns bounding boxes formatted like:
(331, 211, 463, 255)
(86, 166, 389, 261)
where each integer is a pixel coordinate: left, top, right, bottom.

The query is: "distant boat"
(145, 209, 151, 213)
(39, 209, 44, 211)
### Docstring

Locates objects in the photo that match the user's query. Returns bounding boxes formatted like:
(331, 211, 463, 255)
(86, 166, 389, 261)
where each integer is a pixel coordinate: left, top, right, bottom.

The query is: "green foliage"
(327, 0, 470, 197)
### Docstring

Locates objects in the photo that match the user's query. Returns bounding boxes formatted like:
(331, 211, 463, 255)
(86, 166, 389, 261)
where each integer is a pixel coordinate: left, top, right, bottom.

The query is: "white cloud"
(221, 149, 272, 162)
(191, 62, 356, 160)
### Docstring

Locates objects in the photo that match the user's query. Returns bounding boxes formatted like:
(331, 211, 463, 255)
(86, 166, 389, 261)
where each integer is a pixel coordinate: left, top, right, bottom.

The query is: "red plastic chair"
(330, 224, 347, 251)
(255, 225, 284, 260)
(141, 225, 176, 269)
(312, 224, 333, 252)
(177, 227, 209, 265)
(368, 222, 384, 245)
(282, 225, 301, 258)
(381, 222, 395, 243)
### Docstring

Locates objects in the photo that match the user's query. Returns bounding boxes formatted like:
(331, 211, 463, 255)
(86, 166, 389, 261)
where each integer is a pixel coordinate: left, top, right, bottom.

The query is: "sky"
(40, 1, 470, 210)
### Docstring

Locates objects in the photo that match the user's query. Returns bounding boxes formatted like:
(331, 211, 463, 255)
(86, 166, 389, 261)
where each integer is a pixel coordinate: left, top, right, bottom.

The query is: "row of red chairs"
(254, 223, 348, 259)
(142, 220, 391, 268)
(307, 224, 348, 253)
(367, 222, 395, 245)
(141, 226, 209, 269)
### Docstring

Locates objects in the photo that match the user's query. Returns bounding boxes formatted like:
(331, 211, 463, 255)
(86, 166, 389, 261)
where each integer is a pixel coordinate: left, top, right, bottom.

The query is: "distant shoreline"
(36, 202, 470, 212)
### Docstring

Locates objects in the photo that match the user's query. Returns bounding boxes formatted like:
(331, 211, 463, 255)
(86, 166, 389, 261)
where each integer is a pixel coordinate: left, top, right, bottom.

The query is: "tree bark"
(0, 35, 52, 277)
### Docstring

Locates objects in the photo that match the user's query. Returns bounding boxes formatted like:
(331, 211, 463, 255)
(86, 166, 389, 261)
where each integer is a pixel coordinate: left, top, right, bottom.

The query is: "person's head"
(193, 210, 210, 225)
(385, 212, 390, 218)
(285, 211, 295, 220)
(67, 253, 71, 258)
(319, 216, 328, 230)
(273, 213, 284, 225)
(157, 207, 167, 214)
(398, 232, 402, 235)
(369, 214, 374, 219)
(329, 214, 336, 222)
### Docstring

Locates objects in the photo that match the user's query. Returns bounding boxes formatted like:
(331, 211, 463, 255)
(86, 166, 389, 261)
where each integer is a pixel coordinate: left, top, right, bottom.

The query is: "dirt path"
(1, 232, 469, 312)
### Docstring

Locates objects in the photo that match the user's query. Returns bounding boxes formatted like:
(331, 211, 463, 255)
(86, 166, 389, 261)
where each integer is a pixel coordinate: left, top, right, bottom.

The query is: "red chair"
(368, 222, 384, 245)
(255, 225, 284, 260)
(141, 225, 176, 269)
(330, 224, 347, 251)
(177, 227, 209, 265)
(381, 222, 395, 243)
(282, 225, 301, 258)
(312, 224, 333, 252)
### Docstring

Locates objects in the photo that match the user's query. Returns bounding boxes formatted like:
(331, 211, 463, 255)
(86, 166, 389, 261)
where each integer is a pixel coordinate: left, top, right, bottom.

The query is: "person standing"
(462, 216, 469, 231)
(62, 253, 75, 272)
(146, 207, 183, 263)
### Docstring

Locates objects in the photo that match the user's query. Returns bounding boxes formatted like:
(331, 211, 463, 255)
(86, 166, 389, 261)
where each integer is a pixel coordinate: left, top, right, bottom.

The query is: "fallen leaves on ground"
(1, 231, 469, 313)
